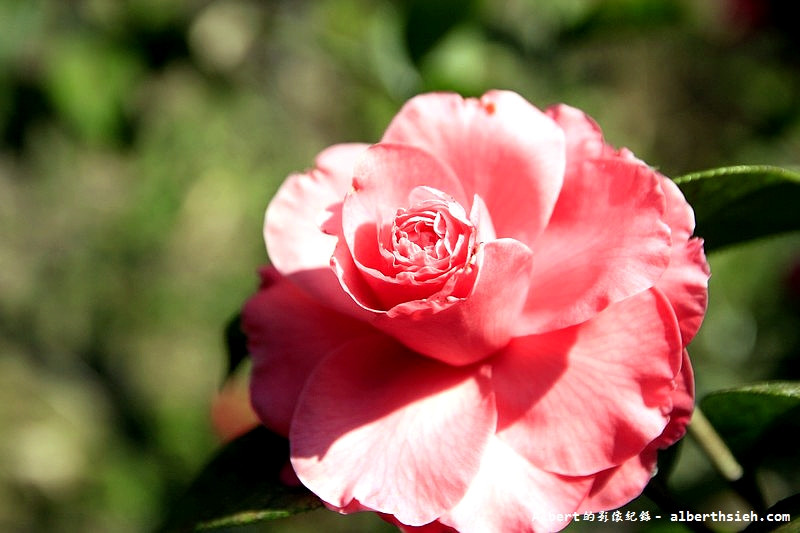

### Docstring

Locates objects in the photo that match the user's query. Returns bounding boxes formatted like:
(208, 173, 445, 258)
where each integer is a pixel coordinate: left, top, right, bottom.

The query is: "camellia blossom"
(242, 90, 710, 532)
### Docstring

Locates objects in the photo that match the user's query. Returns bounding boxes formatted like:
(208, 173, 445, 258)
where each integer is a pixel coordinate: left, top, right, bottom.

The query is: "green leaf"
(699, 382, 800, 465)
(223, 312, 249, 384)
(673, 166, 800, 252)
(742, 494, 800, 532)
(159, 427, 322, 532)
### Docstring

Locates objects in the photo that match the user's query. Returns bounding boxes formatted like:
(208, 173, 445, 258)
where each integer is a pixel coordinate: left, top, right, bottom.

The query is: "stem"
(688, 408, 766, 512)
(688, 407, 743, 482)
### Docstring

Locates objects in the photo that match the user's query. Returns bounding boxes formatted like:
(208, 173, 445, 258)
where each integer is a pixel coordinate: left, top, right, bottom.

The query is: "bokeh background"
(1, 0, 799, 531)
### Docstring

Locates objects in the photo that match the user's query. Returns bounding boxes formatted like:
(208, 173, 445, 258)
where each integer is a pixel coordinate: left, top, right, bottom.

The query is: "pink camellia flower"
(243, 90, 709, 532)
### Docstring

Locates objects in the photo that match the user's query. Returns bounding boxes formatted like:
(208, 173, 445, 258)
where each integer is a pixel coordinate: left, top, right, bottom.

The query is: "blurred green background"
(1, 0, 799, 531)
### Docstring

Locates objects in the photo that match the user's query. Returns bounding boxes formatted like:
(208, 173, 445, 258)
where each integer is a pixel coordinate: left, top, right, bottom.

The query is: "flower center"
(379, 186, 476, 284)
(394, 209, 446, 261)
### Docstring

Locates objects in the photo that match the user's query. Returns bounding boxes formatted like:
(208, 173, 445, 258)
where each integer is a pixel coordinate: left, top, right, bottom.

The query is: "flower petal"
(581, 349, 695, 516)
(582, 351, 695, 511)
(441, 437, 593, 533)
(495, 289, 683, 476)
(657, 238, 709, 344)
(656, 178, 710, 344)
(333, 144, 471, 310)
(375, 238, 534, 366)
(380, 514, 457, 533)
(382, 90, 565, 247)
(519, 158, 671, 334)
(545, 105, 709, 342)
(656, 349, 695, 448)
(546, 104, 622, 163)
(659, 176, 695, 243)
(243, 267, 373, 436)
(338, 146, 476, 307)
(264, 143, 369, 314)
(290, 336, 496, 526)
(346, 143, 469, 227)
(578, 447, 658, 513)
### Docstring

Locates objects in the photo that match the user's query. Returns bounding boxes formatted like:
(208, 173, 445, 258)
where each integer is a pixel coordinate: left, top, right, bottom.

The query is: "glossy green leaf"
(699, 382, 800, 464)
(674, 166, 800, 251)
(159, 427, 322, 532)
(742, 494, 800, 532)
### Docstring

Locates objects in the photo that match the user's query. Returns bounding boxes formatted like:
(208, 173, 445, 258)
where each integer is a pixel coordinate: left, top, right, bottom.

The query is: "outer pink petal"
(242, 267, 373, 436)
(264, 143, 369, 315)
(656, 178, 710, 344)
(578, 447, 658, 513)
(546, 104, 619, 163)
(495, 289, 683, 476)
(290, 336, 496, 526)
(441, 437, 593, 533)
(382, 90, 565, 247)
(374, 238, 534, 366)
(548, 105, 696, 248)
(519, 158, 671, 334)
(659, 176, 695, 243)
(657, 239, 709, 345)
(380, 514, 457, 533)
(579, 351, 694, 511)
(545, 106, 709, 343)
(657, 349, 695, 448)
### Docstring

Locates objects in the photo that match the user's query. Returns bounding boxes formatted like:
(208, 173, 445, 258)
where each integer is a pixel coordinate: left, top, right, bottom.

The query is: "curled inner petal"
(379, 187, 476, 286)
(338, 144, 483, 313)
(352, 186, 479, 310)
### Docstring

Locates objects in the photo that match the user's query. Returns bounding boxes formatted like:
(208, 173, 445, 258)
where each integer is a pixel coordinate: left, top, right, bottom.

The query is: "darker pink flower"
(243, 91, 709, 532)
